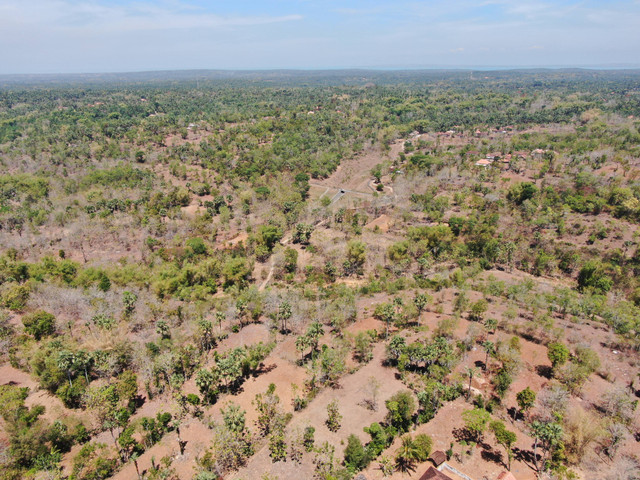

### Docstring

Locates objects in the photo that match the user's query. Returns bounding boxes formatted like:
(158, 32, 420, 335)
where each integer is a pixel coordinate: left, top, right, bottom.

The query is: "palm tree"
(57, 350, 76, 387)
(395, 435, 419, 475)
(464, 366, 479, 400)
(295, 335, 310, 362)
(215, 311, 225, 332)
(307, 322, 324, 357)
(482, 341, 495, 371)
(484, 318, 498, 335)
(278, 301, 292, 333)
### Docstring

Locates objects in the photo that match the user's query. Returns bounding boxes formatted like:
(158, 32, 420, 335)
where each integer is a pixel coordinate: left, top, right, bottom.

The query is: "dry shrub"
(564, 406, 603, 464)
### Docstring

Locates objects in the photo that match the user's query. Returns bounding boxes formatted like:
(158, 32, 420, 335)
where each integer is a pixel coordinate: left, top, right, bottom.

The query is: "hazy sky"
(1, 0, 639, 74)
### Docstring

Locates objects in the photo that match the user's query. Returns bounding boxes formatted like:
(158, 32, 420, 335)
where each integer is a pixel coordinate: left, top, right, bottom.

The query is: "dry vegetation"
(0, 70, 639, 480)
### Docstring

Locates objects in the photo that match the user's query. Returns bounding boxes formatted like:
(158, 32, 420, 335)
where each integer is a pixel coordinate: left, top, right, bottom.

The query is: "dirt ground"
(233, 341, 407, 480)
(313, 140, 405, 193)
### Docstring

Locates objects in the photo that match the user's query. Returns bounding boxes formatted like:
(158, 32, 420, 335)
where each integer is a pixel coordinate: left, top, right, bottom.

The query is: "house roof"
(419, 466, 454, 480)
(497, 472, 517, 480)
(475, 159, 492, 166)
(430, 450, 447, 466)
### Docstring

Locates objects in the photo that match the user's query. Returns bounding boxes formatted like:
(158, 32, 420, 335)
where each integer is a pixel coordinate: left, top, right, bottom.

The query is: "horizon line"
(2, 64, 640, 77)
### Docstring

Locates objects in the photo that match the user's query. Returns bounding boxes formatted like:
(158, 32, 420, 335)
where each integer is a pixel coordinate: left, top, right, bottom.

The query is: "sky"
(1, 0, 639, 74)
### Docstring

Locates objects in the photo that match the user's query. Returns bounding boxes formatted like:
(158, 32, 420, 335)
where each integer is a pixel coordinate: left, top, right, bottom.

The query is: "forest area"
(0, 69, 639, 480)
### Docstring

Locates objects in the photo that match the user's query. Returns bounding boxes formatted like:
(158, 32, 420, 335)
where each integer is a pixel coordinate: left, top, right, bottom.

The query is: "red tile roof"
(419, 466, 454, 480)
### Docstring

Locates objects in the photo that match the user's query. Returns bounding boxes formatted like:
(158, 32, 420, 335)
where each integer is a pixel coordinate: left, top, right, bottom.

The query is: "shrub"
(577, 261, 612, 294)
(547, 342, 570, 372)
(344, 434, 369, 472)
(22, 310, 56, 340)
(413, 433, 433, 461)
(385, 391, 416, 434)
(326, 400, 342, 432)
(2, 282, 30, 311)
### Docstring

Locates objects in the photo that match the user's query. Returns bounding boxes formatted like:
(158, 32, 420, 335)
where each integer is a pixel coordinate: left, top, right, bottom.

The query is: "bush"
(22, 310, 56, 340)
(326, 400, 342, 432)
(492, 368, 513, 398)
(364, 422, 392, 458)
(385, 391, 416, 434)
(2, 282, 30, 311)
(547, 342, 570, 372)
(344, 434, 369, 472)
(413, 433, 433, 461)
(577, 261, 612, 294)
(56, 377, 88, 408)
(70, 442, 117, 480)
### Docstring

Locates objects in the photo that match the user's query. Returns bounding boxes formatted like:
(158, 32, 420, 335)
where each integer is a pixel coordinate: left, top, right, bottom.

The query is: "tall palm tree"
(464, 366, 479, 400)
(482, 341, 495, 371)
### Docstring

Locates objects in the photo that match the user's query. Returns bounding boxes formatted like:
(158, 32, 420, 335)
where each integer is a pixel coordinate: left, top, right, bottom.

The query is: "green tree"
(484, 318, 498, 334)
(490, 420, 517, 471)
(156, 320, 170, 339)
(303, 426, 315, 452)
(461, 408, 490, 442)
(344, 240, 366, 276)
(292, 223, 313, 245)
(507, 182, 538, 205)
(547, 342, 570, 373)
(56, 350, 76, 387)
(344, 434, 369, 472)
(253, 384, 281, 436)
(197, 318, 215, 352)
(371, 164, 383, 183)
(258, 225, 283, 252)
(531, 420, 563, 472)
(385, 391, 416, 434)
(283, 247, 298, 273)
(295, 334, 311, 362)
(353, 331, 374, 363)
(516, 387, 536, 419)
(469, 299, 488, 322)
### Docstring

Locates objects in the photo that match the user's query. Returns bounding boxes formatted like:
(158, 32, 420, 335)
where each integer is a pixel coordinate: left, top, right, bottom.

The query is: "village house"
(429, 450, 447, 468)
(419, 466, 455, 480)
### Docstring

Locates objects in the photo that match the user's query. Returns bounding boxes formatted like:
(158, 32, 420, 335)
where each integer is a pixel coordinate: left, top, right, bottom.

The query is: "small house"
(430, 450, 447, 467)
